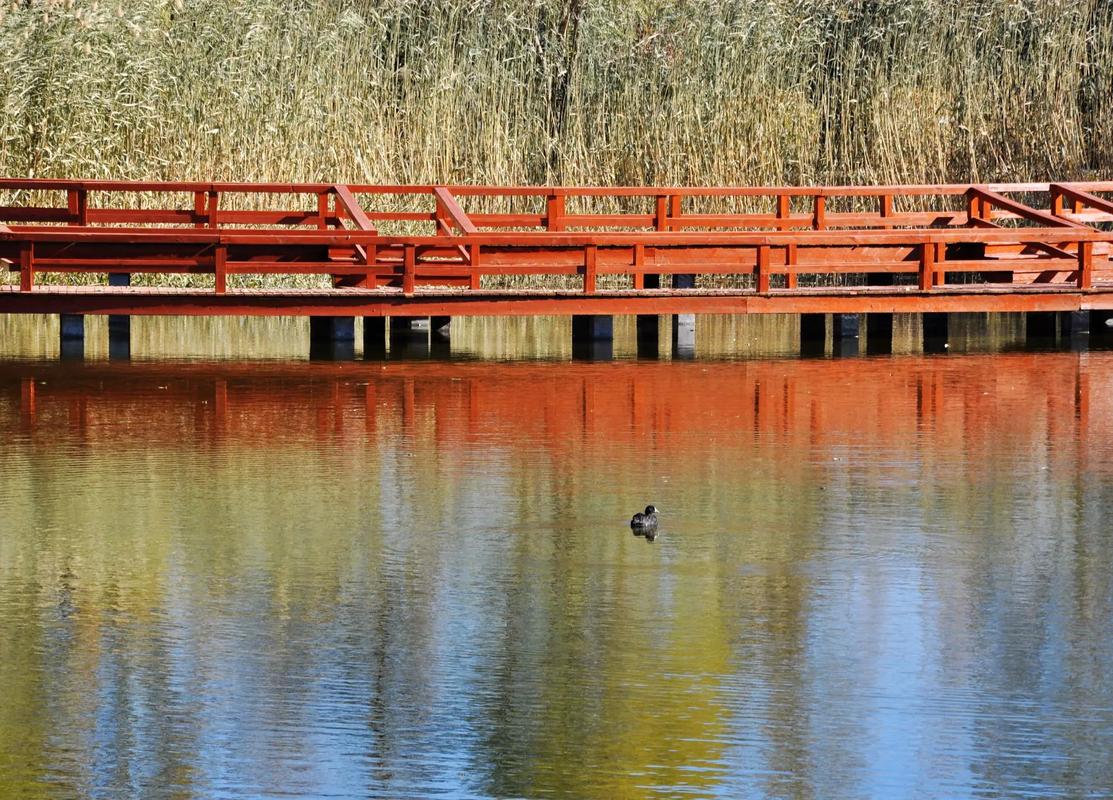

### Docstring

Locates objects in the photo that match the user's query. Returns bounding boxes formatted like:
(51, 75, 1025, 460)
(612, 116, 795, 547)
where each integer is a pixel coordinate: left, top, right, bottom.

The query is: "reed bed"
(1, 0, 1110, 289)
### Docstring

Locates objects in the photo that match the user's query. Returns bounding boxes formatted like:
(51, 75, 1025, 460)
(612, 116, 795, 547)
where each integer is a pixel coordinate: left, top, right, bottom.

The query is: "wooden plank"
(214, 245, 227, 293)
(756, 245, 770, 293)
(785, 244, 798, 290)
(918, 242, 934, 290)
(1079, 240, 1094, 289)
(333, 185, 377, 232)
(0, 286, 1095, 318)
(971, 186, 1089, 229)
(546, 195, 566, 232)
(1051, 183, 1113, 218)
(206, 191, 219, 229)
(432, 187, 478, 234)
(583, 245, 597, 294)
(403, 243, 416, 295)
(19, 242, 32, 292)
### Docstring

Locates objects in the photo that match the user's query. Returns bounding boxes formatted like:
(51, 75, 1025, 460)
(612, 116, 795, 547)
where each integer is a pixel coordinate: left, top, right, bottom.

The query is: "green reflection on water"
(0, 339, 1112, 798)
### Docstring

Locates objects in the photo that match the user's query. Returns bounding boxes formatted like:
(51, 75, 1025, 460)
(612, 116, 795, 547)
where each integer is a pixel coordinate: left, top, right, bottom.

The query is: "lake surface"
(2, 339, 1113, 798)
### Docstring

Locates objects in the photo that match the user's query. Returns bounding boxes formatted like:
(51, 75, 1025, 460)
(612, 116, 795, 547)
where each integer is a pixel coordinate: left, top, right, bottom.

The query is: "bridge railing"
(1, 180, 1111, 294)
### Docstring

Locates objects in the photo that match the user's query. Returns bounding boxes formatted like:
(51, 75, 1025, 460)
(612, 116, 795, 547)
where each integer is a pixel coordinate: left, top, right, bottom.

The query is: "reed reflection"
(1, 353, 1112, 798)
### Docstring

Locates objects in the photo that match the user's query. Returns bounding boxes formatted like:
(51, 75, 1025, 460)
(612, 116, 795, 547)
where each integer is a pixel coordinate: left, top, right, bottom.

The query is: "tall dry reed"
(1, 0, 1110, 187)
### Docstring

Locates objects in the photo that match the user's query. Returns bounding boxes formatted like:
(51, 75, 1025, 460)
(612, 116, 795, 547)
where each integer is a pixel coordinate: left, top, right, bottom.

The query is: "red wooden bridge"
(2, 178, 1113, 319)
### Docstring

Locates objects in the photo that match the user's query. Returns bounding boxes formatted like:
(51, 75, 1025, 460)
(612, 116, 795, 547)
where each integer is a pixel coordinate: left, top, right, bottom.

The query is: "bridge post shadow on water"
(4, 178, 1113, 361)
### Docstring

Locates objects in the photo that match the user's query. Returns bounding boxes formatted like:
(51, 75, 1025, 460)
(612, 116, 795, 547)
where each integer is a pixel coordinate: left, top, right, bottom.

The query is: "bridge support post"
(364, 317, 387, 359)
(108, 273, 131, 359)
(923, 312, 949, 354)
(309, 316, 355, 360)
(671, 274, 696, 359)
(832, 314, 859, 356)
(800, 314, 828, 357)
(389, 316, 430, 358)
(430, 316, 452, 358)
(1025, 312, 1065, 344)
(1058, 311, 1088, 340)
(572, 315, 613, 361)
(1090, 310, 1113, 338)
(865, 314, 894, 355)
(59, 314, 84, 360)
(636, 274, 662, 358)
(636, 314, 661, 359)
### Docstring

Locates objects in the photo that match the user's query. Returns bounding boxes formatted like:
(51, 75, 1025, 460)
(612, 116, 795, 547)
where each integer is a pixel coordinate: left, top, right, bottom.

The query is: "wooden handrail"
(433, 187, 478, 234)
(1050, 183, 1113, 217)
(332, 185, 377, 233)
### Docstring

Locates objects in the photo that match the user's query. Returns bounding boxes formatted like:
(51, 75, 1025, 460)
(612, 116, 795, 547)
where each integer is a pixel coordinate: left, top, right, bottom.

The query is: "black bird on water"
(630, 505, 660, 534)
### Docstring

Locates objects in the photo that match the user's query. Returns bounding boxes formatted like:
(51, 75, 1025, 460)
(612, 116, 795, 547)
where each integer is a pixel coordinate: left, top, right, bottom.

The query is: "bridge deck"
(2, 284, 1112, 316)
(2, 178, 1112, 316)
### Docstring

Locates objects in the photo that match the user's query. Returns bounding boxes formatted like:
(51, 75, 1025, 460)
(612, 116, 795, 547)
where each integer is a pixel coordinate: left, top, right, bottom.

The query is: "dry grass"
(1, 0, 1110, 289)
(2, 0, 1109, 185)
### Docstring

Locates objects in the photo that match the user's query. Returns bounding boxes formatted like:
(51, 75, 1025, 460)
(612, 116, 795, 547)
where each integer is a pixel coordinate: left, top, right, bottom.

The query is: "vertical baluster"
(879, 194, 893, 227)
(756, 245, 771, 293)
(785, 243, 798, 289)
(583, 244, 597, 294)
(19, 242, 33, 292)
(546, 195, 565, 232)
(206, 191, 219, 229)
(403, 244, 416, 295)
(776, 194, 790, 228)
(812, 195, 826, 230)
(918, 241, 934, 291)
(1078, 240, 1093, 289)
(214, 244, 227, 293)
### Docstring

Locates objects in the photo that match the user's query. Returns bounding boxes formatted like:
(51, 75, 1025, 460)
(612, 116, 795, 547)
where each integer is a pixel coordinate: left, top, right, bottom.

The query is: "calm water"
(2, 340, 1113, 797)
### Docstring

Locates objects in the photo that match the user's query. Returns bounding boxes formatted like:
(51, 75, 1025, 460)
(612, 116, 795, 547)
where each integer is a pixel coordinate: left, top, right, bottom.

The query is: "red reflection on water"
(1, 353, 1108, 473)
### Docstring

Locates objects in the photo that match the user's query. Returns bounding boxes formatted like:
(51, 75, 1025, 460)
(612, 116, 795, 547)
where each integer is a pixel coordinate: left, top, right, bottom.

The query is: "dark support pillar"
(865, 313, 894, 355)
(1090, 310, 1113, 338)
(800, 313, 826, 357)
(833, 313, 858, 339)
(1058, 311, 1086, 339)
(923, 312, 949, 354)
(671, 273, 696, 359)
(636, 315, 660, 359)
(107, 274, 132, 360)
(390, 316, 430, 359)
(832, 313, 859, 357)
(431, 316, 451, 338)
(572, 315, 613, 361)
(1026, 311, 1058, 342)
(59, 314, 84, 360)
(865, 275, 895, 355)
(429, 316, 452, 358)
(390, 316, 420, 339)
(364, 317, 387, 359)
(636, 274, 662, 358)
(309, 316, 355, 360)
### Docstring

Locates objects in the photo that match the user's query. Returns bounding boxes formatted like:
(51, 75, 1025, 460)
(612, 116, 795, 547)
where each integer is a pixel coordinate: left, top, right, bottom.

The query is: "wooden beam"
(970, 186, 1091, 229)
(0, 286, 1098, 317)
(1050, 183, 1113, 218)
(432, 187, 478, 234)
(332, 185, 377, 233)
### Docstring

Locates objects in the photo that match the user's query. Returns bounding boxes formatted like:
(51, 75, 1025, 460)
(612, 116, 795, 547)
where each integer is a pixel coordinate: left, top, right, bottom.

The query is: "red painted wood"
(1, 178, 1111, 317)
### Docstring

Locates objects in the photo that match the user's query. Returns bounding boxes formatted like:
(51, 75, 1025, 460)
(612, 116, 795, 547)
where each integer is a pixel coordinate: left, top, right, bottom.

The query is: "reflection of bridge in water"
(5, 355, 1111, 477)
(5, 179, 1113, 359)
